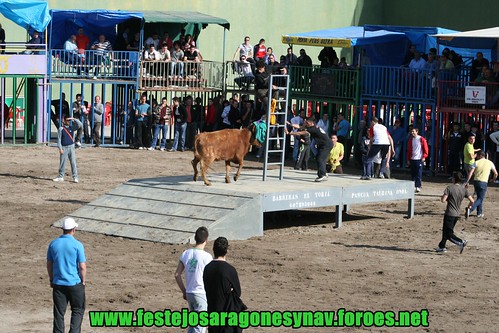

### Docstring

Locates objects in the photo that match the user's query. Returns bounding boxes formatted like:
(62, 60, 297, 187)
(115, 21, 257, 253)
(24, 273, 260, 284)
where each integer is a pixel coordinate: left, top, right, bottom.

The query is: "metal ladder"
(262, 74, 290, 181)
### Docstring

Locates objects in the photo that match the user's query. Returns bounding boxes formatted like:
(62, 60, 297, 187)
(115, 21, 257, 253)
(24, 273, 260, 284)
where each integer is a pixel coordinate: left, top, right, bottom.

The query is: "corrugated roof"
(141, 11, 229, 30)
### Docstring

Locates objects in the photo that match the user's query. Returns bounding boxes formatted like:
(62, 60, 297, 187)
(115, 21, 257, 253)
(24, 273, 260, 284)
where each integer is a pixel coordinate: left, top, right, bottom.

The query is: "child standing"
(53, 115, 79, 183)
(360, 128, 371, 180)
(295, 129, 311, 171)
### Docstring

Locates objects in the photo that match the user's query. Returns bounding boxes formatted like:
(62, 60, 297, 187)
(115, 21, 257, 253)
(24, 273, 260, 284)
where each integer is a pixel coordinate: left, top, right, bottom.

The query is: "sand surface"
(0, 145, 497, 332)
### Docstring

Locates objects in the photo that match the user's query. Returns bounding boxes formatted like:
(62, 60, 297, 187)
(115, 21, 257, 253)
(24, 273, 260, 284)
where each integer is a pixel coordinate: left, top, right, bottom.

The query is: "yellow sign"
(282, 36, 352, 48)
(0, 56, 8, 74)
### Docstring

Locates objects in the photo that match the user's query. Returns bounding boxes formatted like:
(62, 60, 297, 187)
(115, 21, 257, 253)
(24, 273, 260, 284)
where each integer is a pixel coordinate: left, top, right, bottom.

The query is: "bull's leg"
(191, 158, 199, 181)
(225, 160, 231, 183)
(201, 159, 213, 186)
(234, 159, 243, 182)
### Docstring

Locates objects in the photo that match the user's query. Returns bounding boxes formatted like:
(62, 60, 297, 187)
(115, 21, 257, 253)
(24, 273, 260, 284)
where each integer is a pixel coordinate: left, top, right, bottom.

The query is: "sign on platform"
(281, 36, 351, 48)
(0, 55, 47, 75)
(465, 86, 486, 104)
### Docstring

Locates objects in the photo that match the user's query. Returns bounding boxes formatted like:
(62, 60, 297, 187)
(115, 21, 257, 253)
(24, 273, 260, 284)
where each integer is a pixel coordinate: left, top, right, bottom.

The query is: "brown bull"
(192, 126, 260, 186)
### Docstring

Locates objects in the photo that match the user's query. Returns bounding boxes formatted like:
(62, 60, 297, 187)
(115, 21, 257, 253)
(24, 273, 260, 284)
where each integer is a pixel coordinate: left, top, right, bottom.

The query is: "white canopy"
(433, 27, 499, 39)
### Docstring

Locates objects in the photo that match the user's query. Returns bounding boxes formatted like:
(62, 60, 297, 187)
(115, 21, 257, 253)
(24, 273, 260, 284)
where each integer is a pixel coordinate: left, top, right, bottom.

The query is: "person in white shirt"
(365, 117, 394, 180)
(175, 227, 212, 333)
(407, 127, 429, 193)
(233, 36, 254, 63)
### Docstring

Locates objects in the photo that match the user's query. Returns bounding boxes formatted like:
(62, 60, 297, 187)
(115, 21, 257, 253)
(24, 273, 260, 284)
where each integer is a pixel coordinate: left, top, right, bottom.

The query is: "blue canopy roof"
(364, 25, 458, 54)
(282, 26, 408, 48)
(282, 26, 412, 65)
(49, 10, 144, 49)
(0, 0, 50, 32)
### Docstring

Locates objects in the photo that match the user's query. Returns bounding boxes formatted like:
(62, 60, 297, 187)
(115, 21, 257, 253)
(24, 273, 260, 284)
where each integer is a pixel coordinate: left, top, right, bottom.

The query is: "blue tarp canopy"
(0, 0, 50, 32)
(282, 26, 408, 48)
(49, 10, 144, 49)
(282, 26, 411, 65)
(363, 25, 457, 54)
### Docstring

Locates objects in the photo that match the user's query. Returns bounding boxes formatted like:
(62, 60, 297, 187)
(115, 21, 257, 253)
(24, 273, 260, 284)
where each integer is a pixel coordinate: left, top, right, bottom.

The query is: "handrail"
(50, 49, 140, 81)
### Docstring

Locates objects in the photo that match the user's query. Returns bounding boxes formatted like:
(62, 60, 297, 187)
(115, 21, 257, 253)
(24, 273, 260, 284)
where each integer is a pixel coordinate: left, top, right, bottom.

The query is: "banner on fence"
(0, 55, 46, 75)
(465, 86, 486, 105)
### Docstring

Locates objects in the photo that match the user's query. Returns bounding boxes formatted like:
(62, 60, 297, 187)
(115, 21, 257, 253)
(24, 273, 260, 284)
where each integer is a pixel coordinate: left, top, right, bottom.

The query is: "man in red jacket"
(407, 127, 429, 193)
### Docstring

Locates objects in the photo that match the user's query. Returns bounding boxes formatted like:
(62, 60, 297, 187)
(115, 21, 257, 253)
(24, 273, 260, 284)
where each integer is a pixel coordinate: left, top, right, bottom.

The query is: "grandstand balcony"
(362, 65, 436, 102)
(138, 60, 224, 92)
(437, 79, 499, 114)
(50, 49, 139, 82)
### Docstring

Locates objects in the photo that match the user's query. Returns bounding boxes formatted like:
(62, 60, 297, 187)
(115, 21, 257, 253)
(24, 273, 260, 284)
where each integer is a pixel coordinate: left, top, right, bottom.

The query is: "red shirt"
(206, 104, 216, 125)
(255, 45, 266, 59)
(76, 34, 90, 50)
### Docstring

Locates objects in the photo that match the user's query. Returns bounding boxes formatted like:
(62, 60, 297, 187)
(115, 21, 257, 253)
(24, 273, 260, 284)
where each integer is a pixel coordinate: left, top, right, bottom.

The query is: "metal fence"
(139, 60, 224, 91)
(50, 49, 139, 81)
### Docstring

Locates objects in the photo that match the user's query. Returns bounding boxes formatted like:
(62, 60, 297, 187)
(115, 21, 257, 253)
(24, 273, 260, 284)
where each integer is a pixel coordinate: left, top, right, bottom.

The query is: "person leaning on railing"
(23, 31, 42, 54)
(90, 35, 113, 79)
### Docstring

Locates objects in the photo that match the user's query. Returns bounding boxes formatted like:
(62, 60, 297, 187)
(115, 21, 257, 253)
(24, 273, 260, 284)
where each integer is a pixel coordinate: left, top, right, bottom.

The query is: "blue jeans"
(470, 180, 487, 215)
(172, 122, 187, 151)
(410, 159, 423, 188)
(186, 293, 207, 333)
(58, 145, 78, 179)
(366, 145, 390, 178)
(151, 124, 168, 149)
(170, 61, 184, 77)
(53, 283, 85, 333)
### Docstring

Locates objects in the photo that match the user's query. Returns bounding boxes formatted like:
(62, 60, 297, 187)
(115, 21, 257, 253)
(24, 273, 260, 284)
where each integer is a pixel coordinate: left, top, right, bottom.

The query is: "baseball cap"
(62, 217, 78, 230)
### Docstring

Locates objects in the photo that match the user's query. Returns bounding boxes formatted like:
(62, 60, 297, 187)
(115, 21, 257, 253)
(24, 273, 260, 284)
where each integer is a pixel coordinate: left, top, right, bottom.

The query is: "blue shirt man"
(47, 218, 86, 333)
(336, 114, 350, 138)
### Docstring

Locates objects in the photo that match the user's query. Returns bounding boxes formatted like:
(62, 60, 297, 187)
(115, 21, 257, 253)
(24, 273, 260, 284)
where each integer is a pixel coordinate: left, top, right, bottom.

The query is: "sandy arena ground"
(0, 145, 498, 332)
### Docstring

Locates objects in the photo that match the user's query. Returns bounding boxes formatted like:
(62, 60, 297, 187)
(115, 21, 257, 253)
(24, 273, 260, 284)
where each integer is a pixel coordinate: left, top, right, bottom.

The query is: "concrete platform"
(53, 169, 415, 244)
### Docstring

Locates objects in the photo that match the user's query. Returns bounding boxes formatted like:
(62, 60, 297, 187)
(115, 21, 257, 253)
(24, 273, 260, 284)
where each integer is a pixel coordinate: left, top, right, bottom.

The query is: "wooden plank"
(108, 184, 251, 208)
(70, 206, 213, 232)
(72, 218, 192, 244)
(89, 195, 231, 220)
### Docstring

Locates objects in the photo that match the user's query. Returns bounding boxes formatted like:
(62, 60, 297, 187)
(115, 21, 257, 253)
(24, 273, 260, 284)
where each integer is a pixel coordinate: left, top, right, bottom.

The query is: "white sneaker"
(75, 142, 82, 148)
(160, 148, 165, 151)
(53, 177, 64, 182)
(435, 247, 447, 253)
(415, 187, 421, 193)
(477, 214, 484, 218)
(147, 147, 154, 151)
(72, 178, 79, 183)
(314, 176, 328, 182)
(138, 147, 144, 150)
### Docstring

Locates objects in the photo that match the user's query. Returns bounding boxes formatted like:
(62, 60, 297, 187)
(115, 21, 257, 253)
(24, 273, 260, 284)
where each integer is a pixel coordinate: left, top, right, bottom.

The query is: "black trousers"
(438, 214, 463, 249)
(316, 144, 333, 178)
(53, 284, 85, 333)
(295, 144, 310, 170)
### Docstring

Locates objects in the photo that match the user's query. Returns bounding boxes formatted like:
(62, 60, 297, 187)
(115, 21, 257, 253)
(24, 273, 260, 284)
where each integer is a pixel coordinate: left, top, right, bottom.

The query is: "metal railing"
(225, 61, 256, 91)
(50, 49, 139, 80)
(363, 65, 436, 101)
(139, 60, 224, 91)
(438, 80, 499, 112)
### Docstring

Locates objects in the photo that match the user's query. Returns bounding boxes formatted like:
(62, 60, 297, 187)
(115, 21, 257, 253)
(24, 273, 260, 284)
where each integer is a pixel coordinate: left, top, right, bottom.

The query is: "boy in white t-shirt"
(175, 227, 212, 333)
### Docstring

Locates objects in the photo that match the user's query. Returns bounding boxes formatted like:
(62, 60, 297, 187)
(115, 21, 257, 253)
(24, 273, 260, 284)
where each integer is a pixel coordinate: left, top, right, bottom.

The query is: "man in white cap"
(47, 218, 86, 333)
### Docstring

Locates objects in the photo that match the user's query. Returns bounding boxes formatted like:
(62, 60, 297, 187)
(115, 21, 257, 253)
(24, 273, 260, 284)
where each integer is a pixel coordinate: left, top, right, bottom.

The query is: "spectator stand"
(47, 10, 143, 146)
(138, 11, 228, 95)
(283, 25, 496, 175)
(0, 1, 49, 145)
(433, 27, 499, 174)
